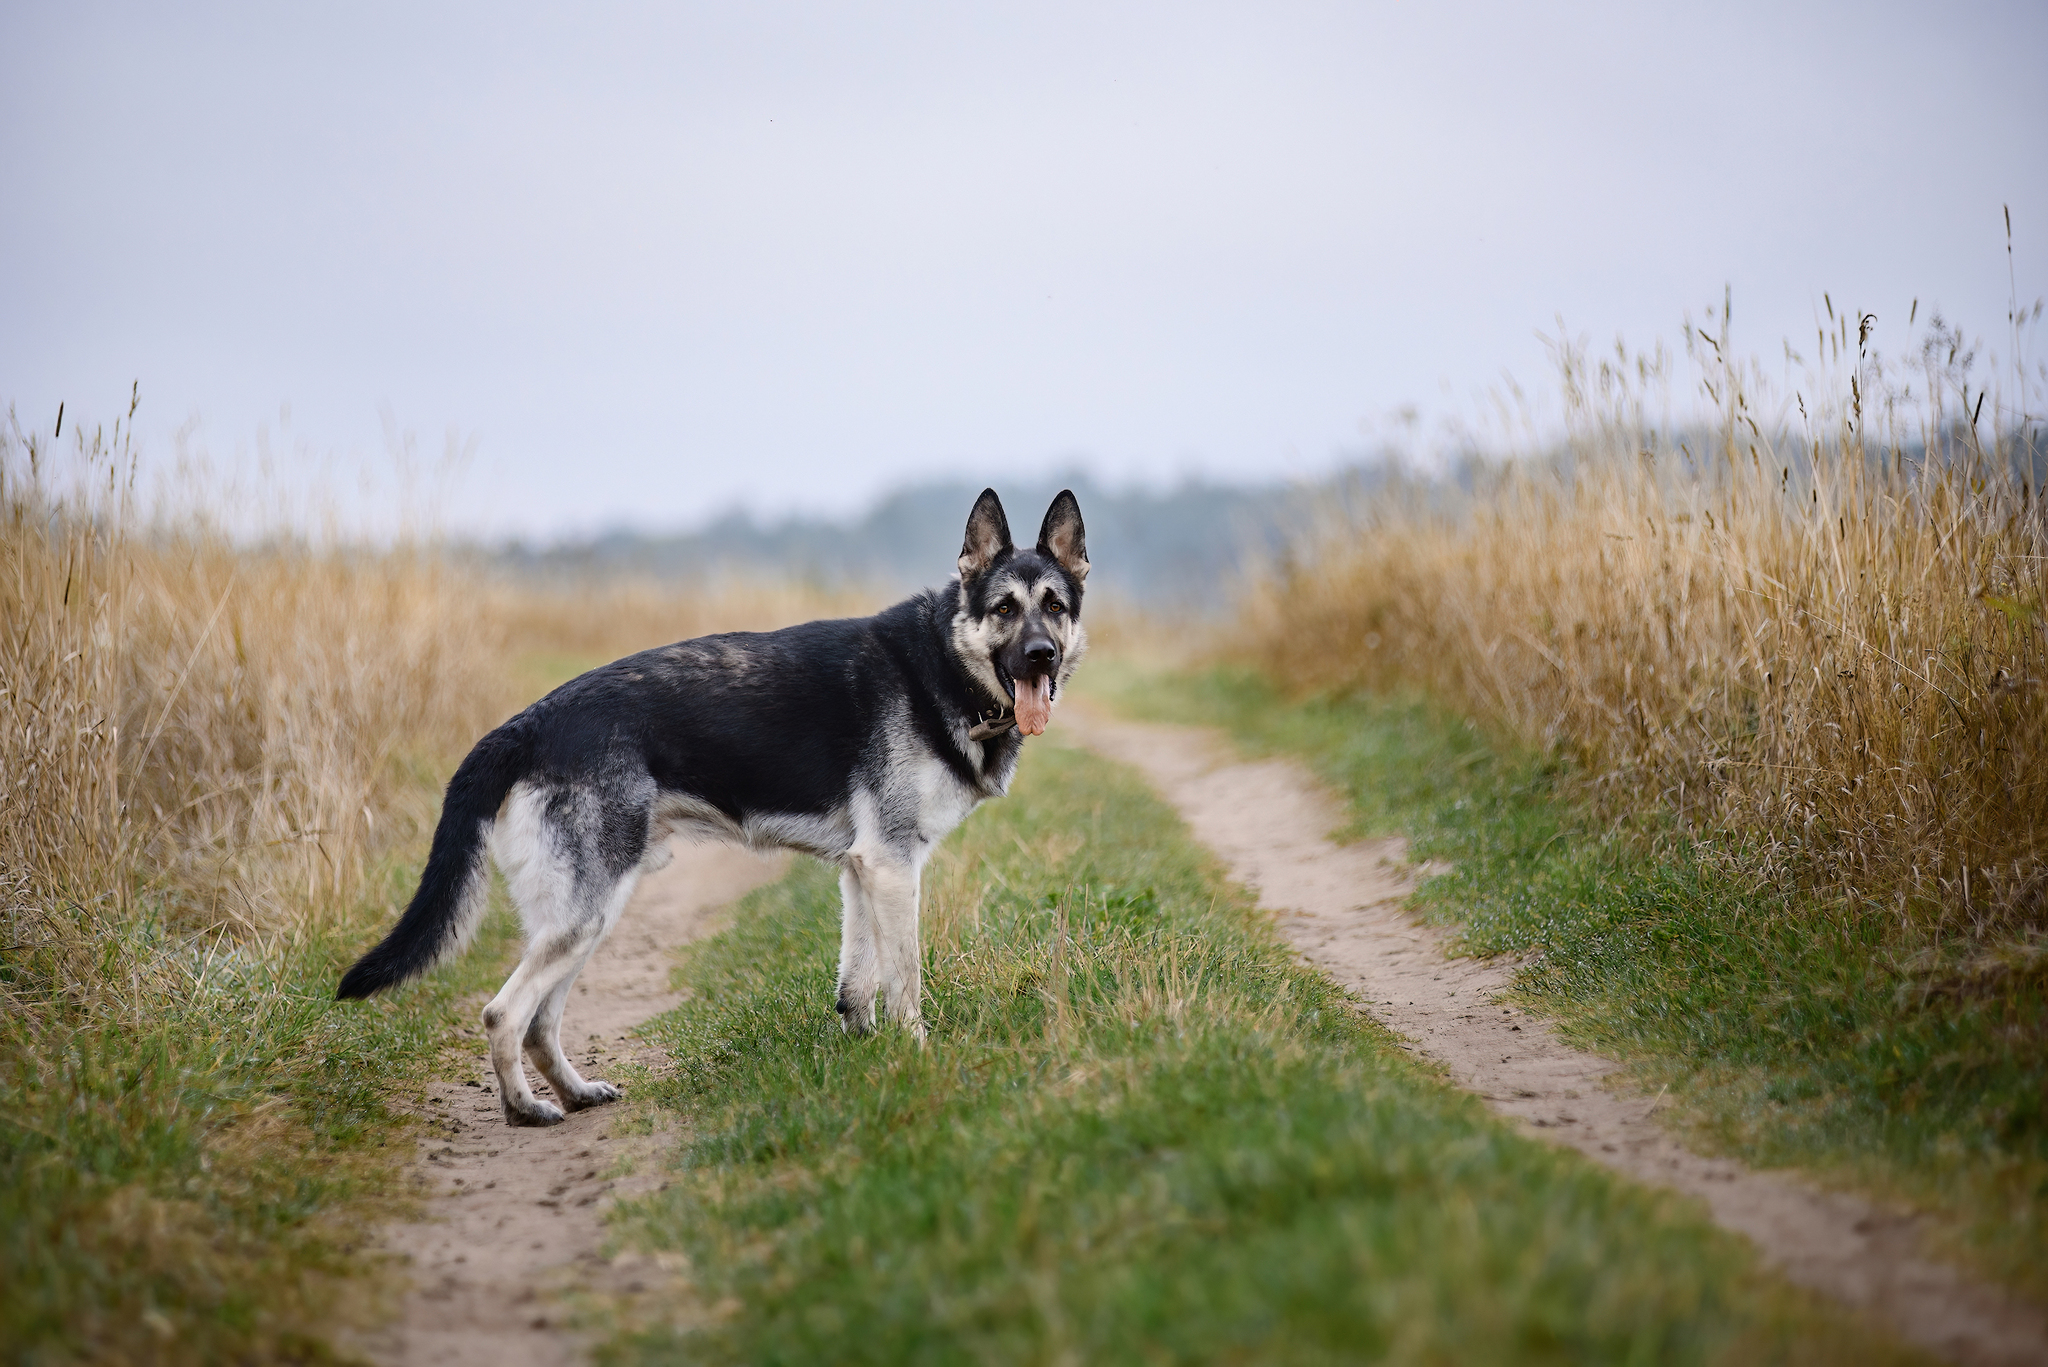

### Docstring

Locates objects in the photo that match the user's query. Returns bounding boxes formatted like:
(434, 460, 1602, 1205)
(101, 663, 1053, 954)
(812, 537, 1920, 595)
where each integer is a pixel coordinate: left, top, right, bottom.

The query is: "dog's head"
(950, 488, 1089, 736)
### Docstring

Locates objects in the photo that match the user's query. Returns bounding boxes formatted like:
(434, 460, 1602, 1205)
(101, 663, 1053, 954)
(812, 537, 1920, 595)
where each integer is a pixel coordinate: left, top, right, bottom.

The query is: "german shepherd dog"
(337, 489, 1087, 1126)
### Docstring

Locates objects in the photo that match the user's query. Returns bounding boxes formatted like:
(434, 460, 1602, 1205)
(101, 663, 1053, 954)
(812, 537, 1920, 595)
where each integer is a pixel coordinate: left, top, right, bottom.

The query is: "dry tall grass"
(1243, 304, 2048, 941)
(0, 404, 860, 1026)
(481, 569, 876, 665)
(1, 402, 879, 1359)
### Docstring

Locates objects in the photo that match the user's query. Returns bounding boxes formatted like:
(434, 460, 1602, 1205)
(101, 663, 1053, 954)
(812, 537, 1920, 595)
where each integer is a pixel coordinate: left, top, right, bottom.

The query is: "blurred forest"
(495, 473, 1340, 613)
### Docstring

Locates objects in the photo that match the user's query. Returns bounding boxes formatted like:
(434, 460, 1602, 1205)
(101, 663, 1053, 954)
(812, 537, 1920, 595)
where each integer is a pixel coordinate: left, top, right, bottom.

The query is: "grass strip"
(603, 742, 1911, 1365)
(0, 857, 521, 1365)
(1089, 663, 2048, 1304)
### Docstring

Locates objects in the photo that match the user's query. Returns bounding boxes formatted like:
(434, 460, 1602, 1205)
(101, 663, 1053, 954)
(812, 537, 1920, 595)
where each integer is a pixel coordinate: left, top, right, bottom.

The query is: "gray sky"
(5, 1, 2044, 539)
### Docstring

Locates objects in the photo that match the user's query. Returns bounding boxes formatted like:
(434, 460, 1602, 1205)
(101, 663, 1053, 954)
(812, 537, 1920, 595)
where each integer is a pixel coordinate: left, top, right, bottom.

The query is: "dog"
(337, 488, 1088, 1126)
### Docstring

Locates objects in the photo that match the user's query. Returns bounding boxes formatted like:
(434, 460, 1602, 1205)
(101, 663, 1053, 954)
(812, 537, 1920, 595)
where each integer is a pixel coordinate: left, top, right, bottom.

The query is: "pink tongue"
(1014, 675, 1054, 736)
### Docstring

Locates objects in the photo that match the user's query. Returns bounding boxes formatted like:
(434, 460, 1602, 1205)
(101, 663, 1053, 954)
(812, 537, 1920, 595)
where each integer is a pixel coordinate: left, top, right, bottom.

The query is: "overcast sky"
(4, 1, 2044, 538)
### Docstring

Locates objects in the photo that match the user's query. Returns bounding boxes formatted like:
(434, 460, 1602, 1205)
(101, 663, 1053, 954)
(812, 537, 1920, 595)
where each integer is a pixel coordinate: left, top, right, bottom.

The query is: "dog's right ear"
(958, 488, 1013, 582)
(1036, 489, 1089, 583)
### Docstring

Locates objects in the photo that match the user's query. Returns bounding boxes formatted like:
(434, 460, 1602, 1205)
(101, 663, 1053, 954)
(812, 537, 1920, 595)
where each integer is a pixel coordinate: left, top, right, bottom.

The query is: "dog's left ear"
(1036, 489, 1089, 583)
(959, 488, 1014, 582)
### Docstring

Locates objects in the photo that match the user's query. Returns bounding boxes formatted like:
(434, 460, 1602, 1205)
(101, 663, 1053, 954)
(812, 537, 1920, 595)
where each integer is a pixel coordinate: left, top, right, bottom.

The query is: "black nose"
(1025, 640, 1056, 669)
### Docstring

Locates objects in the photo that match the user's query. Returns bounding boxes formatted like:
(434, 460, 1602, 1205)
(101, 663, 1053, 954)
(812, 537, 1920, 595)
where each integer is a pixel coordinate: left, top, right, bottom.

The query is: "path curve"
(355, 842, 788, 1367)
(1065, 705, 2048, 1367)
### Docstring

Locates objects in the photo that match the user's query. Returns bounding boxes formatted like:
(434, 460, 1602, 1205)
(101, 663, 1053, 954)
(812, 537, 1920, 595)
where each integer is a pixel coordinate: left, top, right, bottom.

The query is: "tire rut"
(1064, 704, 2048, 1367)
(351, 843, 788, 1367)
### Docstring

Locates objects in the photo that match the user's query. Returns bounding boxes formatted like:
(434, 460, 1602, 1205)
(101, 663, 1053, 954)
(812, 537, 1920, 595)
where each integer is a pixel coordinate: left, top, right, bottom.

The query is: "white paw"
(504, 1097, 566, 1127)
(836, 991, 877, 1036)
(565, 1080, 622, 1110)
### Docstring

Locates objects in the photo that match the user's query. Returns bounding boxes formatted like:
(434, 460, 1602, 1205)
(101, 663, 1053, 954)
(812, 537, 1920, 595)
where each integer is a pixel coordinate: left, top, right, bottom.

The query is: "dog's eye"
(1045, 600, 1064, 614)
(994, 602, 1013, 616)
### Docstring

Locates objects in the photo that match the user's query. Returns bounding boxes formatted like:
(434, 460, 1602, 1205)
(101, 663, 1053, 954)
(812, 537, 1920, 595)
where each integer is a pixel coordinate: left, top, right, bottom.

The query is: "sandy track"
(354, 842, 788, 1367)
(1065, 706, 2048, 1367)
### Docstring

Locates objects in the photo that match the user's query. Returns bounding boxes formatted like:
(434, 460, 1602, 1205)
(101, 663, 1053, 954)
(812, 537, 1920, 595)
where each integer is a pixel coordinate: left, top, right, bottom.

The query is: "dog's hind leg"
(835, 865, 880, 1035)
(522, 868, 641, 1111)
(482, 934, 593, 1125)
(485, 780, 648, 1126)
(525, 973, 616, 1109)
(484, 902, 637, 1125)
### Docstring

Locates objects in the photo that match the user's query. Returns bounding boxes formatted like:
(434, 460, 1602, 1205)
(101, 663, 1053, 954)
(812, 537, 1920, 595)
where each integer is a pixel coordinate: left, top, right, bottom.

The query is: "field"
(595, 743, 1904, 1365)
(1241, 304, 2047, 936)
(1093, 667, 2048, 1303)
(1133, 303, 2048, 1296)
(0, 406, 864, 1362)
(5, 292, 2043, 1364)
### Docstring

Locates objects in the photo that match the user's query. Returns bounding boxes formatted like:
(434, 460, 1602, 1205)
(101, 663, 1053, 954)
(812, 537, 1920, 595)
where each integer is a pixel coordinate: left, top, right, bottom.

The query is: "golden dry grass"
(0, 403, 859, 1023)
(481, 569, 877, 673)
(1240, 306, 2048, 941)
(3, 402, 873, 1358)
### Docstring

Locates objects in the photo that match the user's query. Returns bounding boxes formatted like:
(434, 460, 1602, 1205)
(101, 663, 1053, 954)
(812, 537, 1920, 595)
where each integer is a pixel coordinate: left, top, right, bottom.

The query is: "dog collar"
(967, 704, 1015, 742)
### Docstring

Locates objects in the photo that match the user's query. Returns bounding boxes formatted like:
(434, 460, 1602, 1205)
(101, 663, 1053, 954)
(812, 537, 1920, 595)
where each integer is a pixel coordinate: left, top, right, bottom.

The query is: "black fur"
(534, 594, 1025, 836)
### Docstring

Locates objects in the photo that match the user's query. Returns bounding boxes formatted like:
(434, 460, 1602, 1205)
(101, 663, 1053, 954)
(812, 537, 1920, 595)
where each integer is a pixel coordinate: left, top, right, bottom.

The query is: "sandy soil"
(1064, 705, 2048, 1367)
(353, 842, 788, 1367)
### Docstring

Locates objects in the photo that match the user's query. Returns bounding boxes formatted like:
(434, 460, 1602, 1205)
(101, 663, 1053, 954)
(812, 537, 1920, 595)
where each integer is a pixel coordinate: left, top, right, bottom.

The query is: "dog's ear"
(1036, 489, 1089, 583)
(958, 488, 1014, 582)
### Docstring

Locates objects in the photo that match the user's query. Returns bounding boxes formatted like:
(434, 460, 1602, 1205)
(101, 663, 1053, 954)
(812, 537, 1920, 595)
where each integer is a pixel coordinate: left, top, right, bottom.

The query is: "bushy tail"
(336, 714, 536, 999)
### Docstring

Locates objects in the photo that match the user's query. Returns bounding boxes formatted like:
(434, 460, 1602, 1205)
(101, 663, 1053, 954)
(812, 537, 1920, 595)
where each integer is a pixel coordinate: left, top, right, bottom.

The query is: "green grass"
(0, 856, 522, 1366)
(0, 652, 608, 1364)
(1087, 662, 2048, 1303)
(603, 742, 1913, 1365)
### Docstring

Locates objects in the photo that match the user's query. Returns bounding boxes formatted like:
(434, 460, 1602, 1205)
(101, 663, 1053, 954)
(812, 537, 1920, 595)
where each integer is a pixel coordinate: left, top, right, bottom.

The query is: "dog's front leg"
(835, 865, 880, 1035)
(861, 853, 926, 1041)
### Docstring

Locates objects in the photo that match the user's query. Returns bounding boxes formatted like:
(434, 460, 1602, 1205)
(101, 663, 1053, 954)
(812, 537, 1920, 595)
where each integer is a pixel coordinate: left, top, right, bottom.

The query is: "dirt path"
(354, 842, 788, 1367)
(1064, 705, 2048, 1367)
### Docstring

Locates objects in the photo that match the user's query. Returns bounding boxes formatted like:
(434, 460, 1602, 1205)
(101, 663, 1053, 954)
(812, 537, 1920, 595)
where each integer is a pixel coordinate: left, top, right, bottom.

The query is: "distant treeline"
(490, 423, 2045, 614)
(495, 472, 1348, 613)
